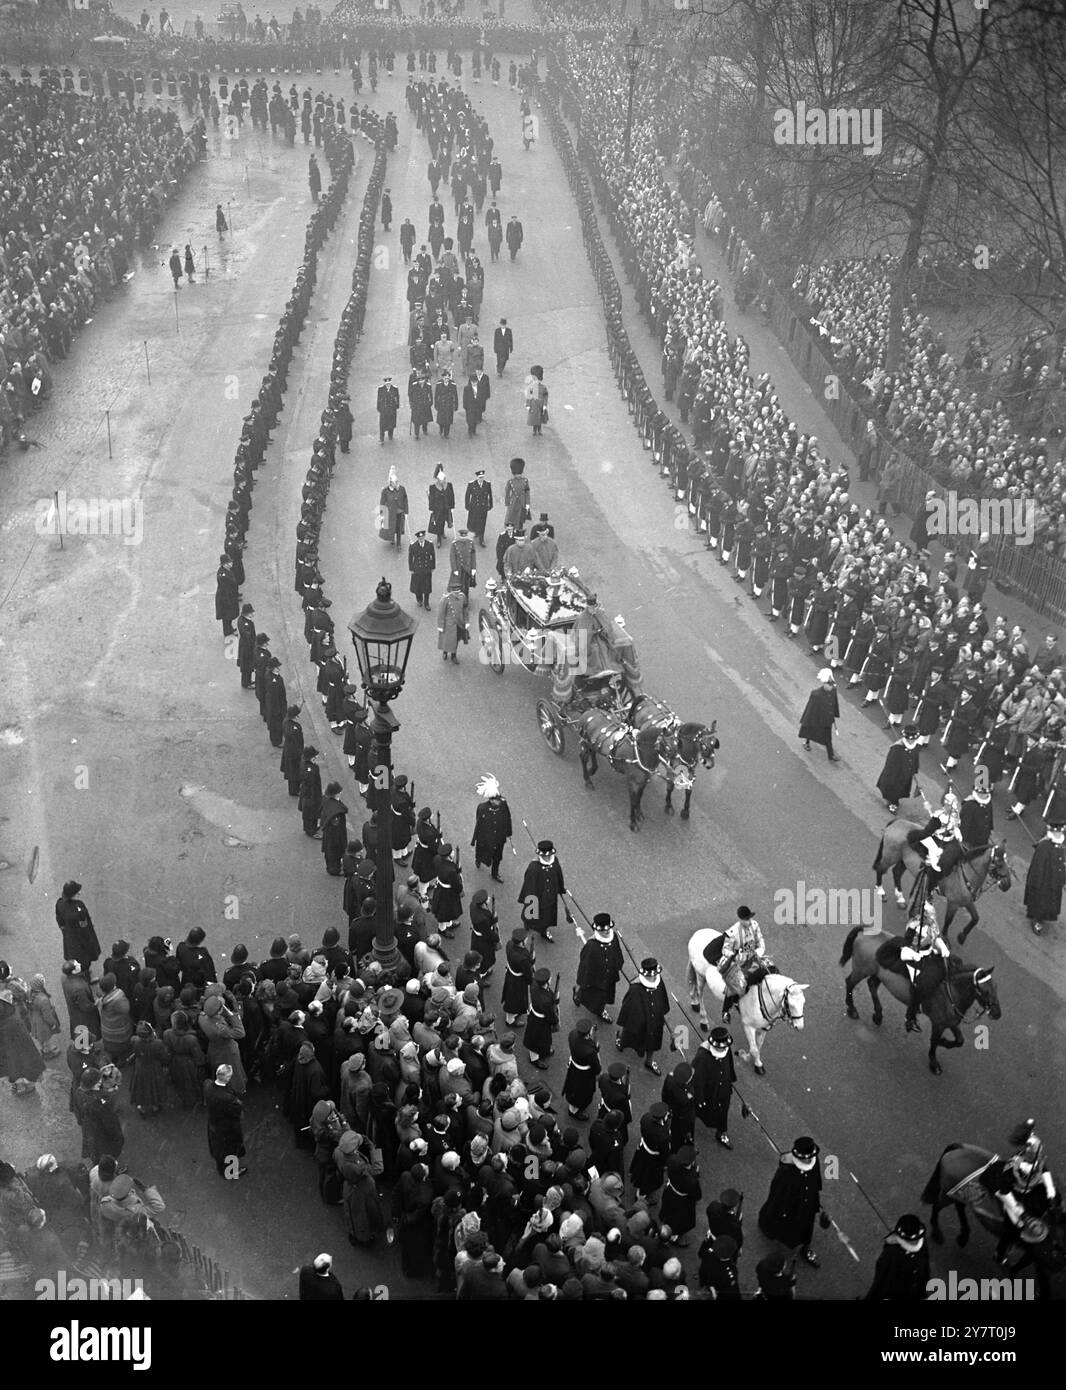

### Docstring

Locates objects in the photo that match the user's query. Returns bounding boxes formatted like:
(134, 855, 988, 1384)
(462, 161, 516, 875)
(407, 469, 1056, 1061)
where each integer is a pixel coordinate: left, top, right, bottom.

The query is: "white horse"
(686, 928, 810, 1076)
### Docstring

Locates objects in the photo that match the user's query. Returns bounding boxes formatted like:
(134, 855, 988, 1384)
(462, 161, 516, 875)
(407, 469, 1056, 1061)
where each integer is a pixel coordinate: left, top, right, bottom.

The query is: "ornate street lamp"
(624, 26, 643, 167)
(347, 578, 418, 975)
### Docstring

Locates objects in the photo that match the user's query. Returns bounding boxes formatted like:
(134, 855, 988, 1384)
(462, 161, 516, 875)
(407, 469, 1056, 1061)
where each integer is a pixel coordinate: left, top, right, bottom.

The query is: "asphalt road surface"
(1, 16, 1062, 1301)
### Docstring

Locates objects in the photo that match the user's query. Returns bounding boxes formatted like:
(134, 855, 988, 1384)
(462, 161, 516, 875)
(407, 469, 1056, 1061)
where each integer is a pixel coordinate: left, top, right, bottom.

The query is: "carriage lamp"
(348, 580, 418, 975)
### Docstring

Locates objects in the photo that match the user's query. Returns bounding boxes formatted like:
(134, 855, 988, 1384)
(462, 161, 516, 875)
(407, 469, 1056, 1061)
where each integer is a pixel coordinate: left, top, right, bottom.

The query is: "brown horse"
(872, 817, 1012, 943)
(839, 927, 1000, 1074)
(921, 1142, 1065, 1296)
(576, 709, 693, 832)
(627, 695, 718, 820)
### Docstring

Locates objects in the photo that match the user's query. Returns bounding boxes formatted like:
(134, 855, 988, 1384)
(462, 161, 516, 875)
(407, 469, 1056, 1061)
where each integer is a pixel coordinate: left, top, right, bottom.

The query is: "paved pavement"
(0, 23, 1062, 1300)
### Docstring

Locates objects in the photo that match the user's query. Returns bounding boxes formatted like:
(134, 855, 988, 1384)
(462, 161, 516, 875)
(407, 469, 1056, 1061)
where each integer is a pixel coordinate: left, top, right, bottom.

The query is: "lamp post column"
(625, 68, 636, 165)
(369, 699, 402, 975)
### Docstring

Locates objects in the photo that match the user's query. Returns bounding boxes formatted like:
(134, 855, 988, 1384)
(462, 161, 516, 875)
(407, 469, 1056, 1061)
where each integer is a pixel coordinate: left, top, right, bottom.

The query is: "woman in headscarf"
(128, 1021, 168, 1116)
(290, 1041, 330, 1149)
(27, 974, 62, 1058)
(393, 1161, 436, 1278)
(163, 1010, 205, 1109)
(334, 1129, 386, 1247)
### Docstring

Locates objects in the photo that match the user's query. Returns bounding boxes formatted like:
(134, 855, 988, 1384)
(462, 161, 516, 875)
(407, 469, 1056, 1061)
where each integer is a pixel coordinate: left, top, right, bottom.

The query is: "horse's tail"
(872, 833, 886, 872)
(920, 1143, 964, 1206)
(839, 925, 862, 967)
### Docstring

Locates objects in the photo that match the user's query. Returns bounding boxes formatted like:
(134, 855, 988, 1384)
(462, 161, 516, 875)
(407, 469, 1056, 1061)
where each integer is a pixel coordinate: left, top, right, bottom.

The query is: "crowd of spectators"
(0, 70, 206, 454)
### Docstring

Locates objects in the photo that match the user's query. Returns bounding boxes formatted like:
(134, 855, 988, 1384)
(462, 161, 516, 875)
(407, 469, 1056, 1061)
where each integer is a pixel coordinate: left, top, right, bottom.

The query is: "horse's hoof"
(845, 1004, 859, 1020)
(929, 1061, 943, 1076)
(753, 1064, 766, 1077)
(931, 1228, 944, 1245)
(872, 1013, 883, 1027)
(875, 886, 885, 898)
(894, 893, 906, 908)
(680, 809, 689, 821)
(664, 804, 674, 816)
(956, 1230, 969, 1248)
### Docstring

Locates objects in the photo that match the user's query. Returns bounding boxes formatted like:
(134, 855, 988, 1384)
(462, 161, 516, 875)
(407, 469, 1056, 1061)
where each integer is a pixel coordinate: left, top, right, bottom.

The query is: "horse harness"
(754, 976, 802, 1032)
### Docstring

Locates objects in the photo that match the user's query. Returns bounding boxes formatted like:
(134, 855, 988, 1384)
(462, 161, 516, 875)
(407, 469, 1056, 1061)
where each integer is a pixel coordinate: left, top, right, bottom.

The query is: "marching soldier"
(574, 913, 625, 1024)
(941, 686, 981, 773)
(1008, 734, 1056, 821)
(561, 1018, 600, 1120)
(408, 528, 435, 611)
(698, 1232, 740, 1300)
(518, 840, 574, 944)
(434, 368, 458, 438)
(391, 775, 416, 864)
(448, 529, 477, 596)
(629, 1100, 671, 1201)
(758, 1135, 830, 1269)
(875, 724, 921, 813)
(660, 1147, 702, 1243)
(597, 1059, 633, 1146)
(785, 565, 813, 638)
(376, 375, 400, 443)
(616, 957, 671, 1075)
(471, 775, 513, 881)
(1023, 822, 1066, 935)
(464, 468, 493, 545)
(865, 1214, 930, 1300)
(502, 926, 533, 1026)
(692, 1026, 737, 1148)
(523, 967, 558, 1070)
(913, 669, 953, 747)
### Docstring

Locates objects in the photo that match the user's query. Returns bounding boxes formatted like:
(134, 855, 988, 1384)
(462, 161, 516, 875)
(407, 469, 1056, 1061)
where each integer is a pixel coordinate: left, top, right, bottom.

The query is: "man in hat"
(376, 375, 400, 443)
(718, 906, 769, 1023)
(56, 881, 101, 978)
(471, 775, 513, 881)
(661, 1146, 702, 1242)
(493, 316, 513, 376)
(236, 602, 256, 689)
(502, 926, 534, 1026)
(299, 1252, 345, 1300)
(529, 517, 560, 574)
(661, 1062, 696, 1152)
(692, 1027, 737, 1147)
(1023, 822, 1066, 935)
(575, 914, 625, 1023)
(910, 490, 936, 553)
(758, 1135, 829, 1267)
(630, 1100, 671, 1200)
(523, 968, 558, 1069)
(504, 456, 530, 529)
(335, 395, 353, 454)
(864, 1214, 930, 1300)
(435, 367, 458, 438)
(464, 469, 493, 546)
(408, 528, 435, 610)
(982, 1119, 1059, 1263)
(959, 781, 994, 853)
(876, 724, 921, 813)
(518, 840, 573, 944)
(616, 958, 671, 1075)
(753, 1248, 797, 1299)
(449, 528, 477, 597)
(588, 1108, 626, 1175)
(799, 668, 841, 761)
(697, 1232, 740, 1298)
(503, 527, 536, 577)
(437, 578, 469, 665)
(597, 1057, 633, 1140)
(379, 467, 408, 547)
(562, 1018, 601, 1119)
(204, 1063, 247, 1178)
(399, 216, 417, 265)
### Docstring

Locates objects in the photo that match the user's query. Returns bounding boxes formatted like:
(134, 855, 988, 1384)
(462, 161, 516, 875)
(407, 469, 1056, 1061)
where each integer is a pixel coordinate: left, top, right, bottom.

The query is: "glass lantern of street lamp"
(625, 26, 643, 74)
(347, 578, 418, 703)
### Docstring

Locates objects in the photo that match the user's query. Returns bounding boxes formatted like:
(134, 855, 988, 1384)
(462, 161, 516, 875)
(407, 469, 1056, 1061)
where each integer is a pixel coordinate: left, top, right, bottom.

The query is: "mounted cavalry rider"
(905, 787, 964, 887)
(719, 906, 771, 1023)
(900, 901, 950, 1031)
(982, 1117, 1060, 1263)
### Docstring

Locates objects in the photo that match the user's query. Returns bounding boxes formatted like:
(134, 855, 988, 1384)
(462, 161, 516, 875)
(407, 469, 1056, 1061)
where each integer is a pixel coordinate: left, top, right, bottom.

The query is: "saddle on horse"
(876, 937, 948, 997)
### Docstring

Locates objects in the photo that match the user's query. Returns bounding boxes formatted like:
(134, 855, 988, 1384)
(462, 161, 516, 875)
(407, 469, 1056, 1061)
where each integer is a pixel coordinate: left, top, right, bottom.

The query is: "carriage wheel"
(478, 610, 504, 675)
(537, 700, 565, 755)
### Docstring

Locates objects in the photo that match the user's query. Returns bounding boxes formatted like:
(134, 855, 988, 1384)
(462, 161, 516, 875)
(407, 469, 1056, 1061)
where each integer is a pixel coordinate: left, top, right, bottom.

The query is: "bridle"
(756, 976, 803, 1031)
(943, 968, 994, 1021)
